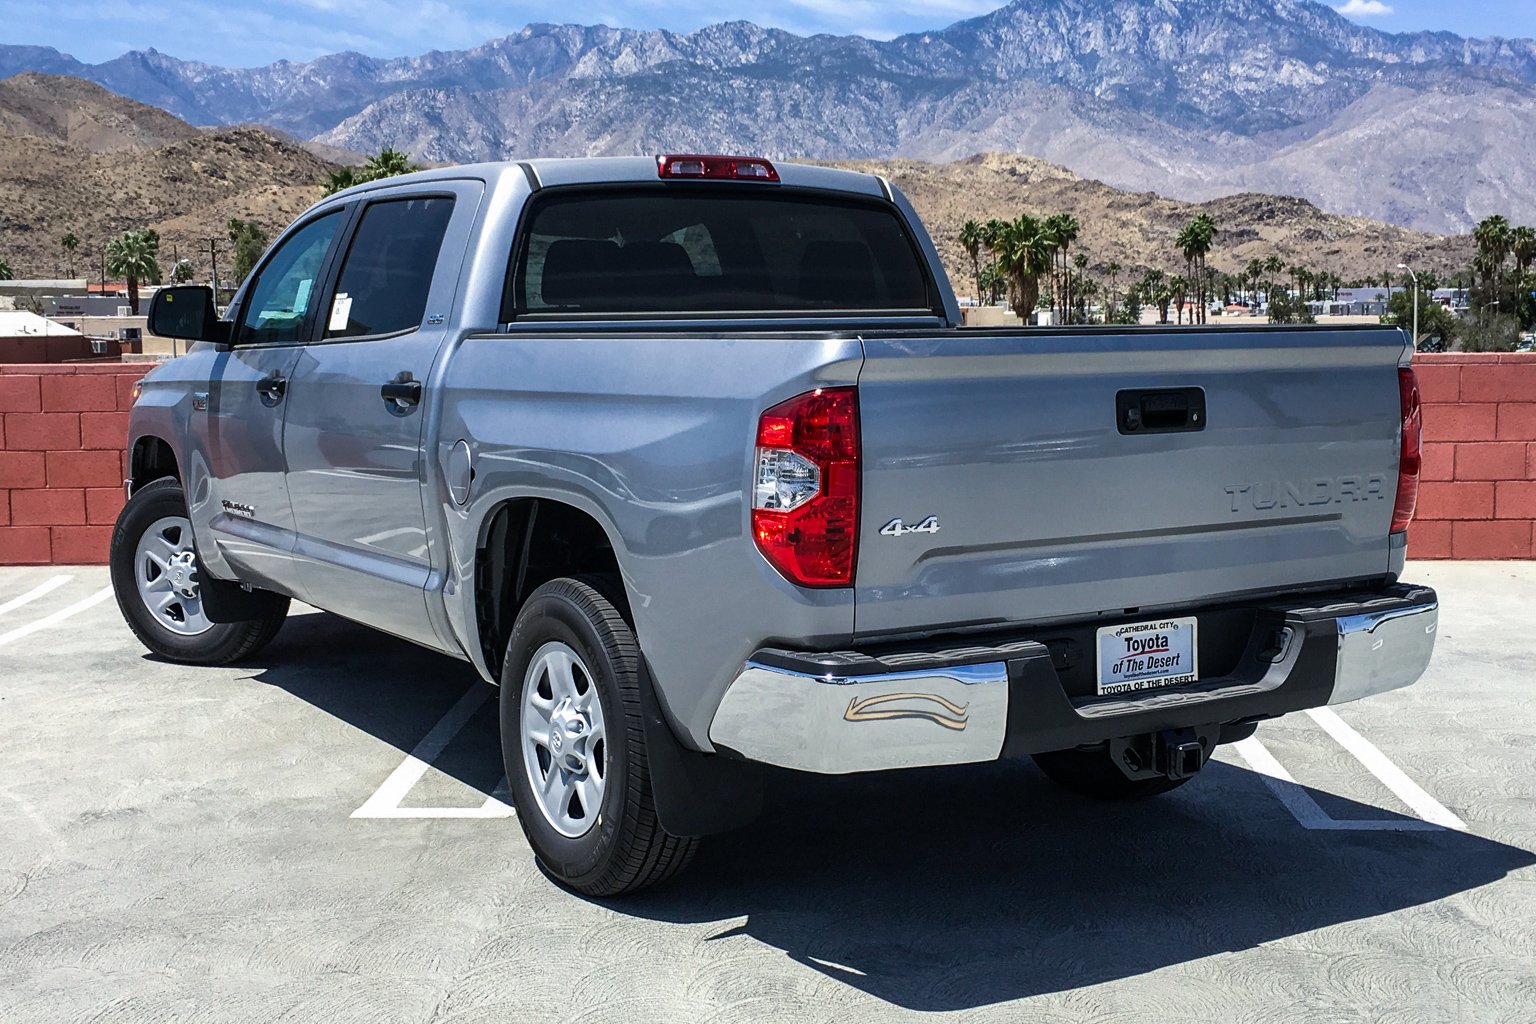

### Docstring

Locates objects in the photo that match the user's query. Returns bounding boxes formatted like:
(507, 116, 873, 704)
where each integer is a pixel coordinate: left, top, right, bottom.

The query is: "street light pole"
(1397, 263, 1419, 348)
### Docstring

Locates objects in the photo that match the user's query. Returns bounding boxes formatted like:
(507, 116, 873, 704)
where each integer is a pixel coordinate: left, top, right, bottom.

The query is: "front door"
(187, 209, 348, 594)
(282, 189, 472, 649)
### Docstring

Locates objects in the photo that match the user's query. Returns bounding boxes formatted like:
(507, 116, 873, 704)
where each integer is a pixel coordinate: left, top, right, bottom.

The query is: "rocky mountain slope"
(4, 0, 1535, 232)
(0, 78, 337, 281)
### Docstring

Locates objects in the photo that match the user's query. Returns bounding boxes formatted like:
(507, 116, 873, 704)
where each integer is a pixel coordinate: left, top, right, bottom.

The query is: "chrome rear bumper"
(708, 660, 1009, 774)
(708, 585, 1437, 774)
(1328, 596, 1439, 705)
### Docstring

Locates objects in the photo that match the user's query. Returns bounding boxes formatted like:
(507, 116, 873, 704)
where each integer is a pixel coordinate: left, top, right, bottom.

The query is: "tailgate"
(852, 327, 1409, 639)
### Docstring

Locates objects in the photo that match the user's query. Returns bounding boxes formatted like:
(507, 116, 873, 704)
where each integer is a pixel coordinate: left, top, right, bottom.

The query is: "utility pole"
(205, 237, 221, 308)
(1398, 263, 1419, 348)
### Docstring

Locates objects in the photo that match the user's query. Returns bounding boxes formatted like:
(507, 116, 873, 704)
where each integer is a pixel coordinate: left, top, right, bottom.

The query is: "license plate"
(1095, 616, 1199, 696)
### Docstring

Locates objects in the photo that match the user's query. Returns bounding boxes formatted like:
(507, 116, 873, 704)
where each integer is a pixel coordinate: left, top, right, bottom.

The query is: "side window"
(324, 196, 455, 340)
(236, 211, 344, 345)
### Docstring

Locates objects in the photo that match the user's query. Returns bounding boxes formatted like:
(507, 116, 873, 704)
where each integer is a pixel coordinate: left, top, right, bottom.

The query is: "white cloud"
(1335, 0, 1394, 17)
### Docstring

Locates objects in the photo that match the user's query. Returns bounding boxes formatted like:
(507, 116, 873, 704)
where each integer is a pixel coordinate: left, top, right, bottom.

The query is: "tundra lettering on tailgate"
(1224, 475, 1388, 513)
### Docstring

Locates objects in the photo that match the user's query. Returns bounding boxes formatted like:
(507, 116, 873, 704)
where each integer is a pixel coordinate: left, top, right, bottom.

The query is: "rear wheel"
(110, 478, 288, 664)
(501, 576, 696, 896)
(1032, 746, 1193, 801)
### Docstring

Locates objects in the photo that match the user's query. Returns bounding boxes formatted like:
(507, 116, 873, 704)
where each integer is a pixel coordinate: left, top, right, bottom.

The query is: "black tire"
(1032, 747, 1193, 801)
(110, 477, 288, 665)
(501, 575, 697, 897)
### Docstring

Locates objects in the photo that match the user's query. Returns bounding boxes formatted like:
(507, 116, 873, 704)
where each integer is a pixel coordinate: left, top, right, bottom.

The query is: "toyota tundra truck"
(115, 154, 1437, 896)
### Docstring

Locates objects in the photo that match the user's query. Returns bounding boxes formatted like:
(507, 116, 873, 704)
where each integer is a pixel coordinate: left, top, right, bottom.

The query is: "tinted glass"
(514, 189, 932, 316)
(236, 211, 343, 345)
(325, 196, 455, 339)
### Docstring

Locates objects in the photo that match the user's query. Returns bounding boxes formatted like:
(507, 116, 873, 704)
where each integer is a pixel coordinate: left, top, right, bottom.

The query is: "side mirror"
(148, 286, 229, 345)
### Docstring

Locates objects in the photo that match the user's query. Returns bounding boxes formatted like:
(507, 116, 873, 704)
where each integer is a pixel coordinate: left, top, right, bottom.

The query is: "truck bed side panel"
(436, 332, 863, 750)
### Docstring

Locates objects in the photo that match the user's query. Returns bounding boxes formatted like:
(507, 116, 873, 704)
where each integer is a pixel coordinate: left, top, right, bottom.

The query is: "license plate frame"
(1095, 616, 1199, 696)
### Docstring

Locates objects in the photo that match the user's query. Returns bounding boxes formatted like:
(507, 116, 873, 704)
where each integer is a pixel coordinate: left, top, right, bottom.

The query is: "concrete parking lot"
(2, 562, 1534, 1023)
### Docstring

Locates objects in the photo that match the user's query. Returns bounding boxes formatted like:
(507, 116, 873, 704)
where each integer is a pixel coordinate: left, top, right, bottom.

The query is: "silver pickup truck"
(116, 154, 1437, 895)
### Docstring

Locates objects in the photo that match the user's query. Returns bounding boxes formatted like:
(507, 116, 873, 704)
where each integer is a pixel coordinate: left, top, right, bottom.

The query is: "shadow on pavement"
(220, 610, 1536, 1010)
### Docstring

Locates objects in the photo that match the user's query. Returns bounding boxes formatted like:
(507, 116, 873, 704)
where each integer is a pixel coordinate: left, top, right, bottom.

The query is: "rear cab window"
(508, 188, 937, 319)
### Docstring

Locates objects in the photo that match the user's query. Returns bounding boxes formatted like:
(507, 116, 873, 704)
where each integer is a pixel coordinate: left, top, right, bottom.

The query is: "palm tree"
(1072, 252, 1089, 323)
(982, 218, 1007, 299)
(1171, 274, 1190, 324)
(1245, 258, 1264, 307)
(1263, 255, 1284, 298)
(323, 167, 360, 197)
(994, 215, 1056, 321)
(60, 233, 79, 279)
(1512, 225, 1536, 279)
(1142, 269, 1174, 324)
(1176, 214, 1216, 323)
(959, 220, 984, 305)
(1106, 260, 1122, 314)
(0, 257, 13, 281)
(978, 264, 1003, 306)
(105, 229, 162, 315)
(364, 147, 417, 179)
(1044, 212, 1080, 323)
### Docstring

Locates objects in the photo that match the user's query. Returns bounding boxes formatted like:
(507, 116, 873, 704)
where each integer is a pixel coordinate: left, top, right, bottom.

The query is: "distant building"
(0, 309, 142, 362)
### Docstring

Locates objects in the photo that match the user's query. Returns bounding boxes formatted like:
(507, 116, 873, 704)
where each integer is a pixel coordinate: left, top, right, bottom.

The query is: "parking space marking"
(0, 586, 113, 648)
(1304, 707, 1467, 830)
(0, 575, 73, 617)
(1233, 713, 1466, 832)
(351, 685, 516, 819)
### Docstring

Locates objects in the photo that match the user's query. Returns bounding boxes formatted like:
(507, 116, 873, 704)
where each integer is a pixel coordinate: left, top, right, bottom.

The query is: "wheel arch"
(129, 434, 180, 492)
(472, 495, 628, 680)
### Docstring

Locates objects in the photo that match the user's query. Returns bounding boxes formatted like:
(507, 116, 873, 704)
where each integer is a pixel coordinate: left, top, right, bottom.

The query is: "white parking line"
(1233, 712, 1466, 832)
(0, 587, 114, 648)
(1304, 707, 1467, 830)
(0, 575, 73, 617)
(351, 685, 515, 819)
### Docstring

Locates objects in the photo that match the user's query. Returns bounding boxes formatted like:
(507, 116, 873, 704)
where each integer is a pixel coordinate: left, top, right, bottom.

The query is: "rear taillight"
(752, 388, 859, 587)
(1392, 367, 1422, 534)
(658, 154, 780, 182)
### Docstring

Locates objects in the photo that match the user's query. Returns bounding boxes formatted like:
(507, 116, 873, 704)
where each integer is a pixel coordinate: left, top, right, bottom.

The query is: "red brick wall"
(1411, 353, 1536, 560)
(1, 356, 1532, 565)
(0, 364, 141, 565)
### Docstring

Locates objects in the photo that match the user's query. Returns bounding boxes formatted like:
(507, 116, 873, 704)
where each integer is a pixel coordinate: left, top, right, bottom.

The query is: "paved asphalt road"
(1, 562, 1533, 1023)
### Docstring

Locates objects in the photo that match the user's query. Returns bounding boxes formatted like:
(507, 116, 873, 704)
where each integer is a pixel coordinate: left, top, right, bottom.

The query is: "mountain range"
(4, 0, 1536, 234)
(0, 73, 1475, 294)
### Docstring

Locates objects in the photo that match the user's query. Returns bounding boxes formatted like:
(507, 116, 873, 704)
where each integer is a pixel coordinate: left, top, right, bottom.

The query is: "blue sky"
(8, 0, 1536, 67)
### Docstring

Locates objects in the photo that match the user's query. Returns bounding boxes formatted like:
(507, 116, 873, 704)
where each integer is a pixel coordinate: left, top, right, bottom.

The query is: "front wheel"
(501, 576, 696, 897)
(110, 478, 288, 664)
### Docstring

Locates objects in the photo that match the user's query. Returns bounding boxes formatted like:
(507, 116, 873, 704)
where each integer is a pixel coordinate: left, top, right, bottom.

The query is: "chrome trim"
(1330, 599, 1439, 705)
(708, 660, 1008, 774)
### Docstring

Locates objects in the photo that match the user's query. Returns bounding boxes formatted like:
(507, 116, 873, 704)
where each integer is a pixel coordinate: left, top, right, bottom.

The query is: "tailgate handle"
(1117, 388, 1206, 434)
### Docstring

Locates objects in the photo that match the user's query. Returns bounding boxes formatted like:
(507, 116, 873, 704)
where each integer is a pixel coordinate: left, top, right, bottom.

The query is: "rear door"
(852, 327, 1408, 639)
(281, 184, 479, 649)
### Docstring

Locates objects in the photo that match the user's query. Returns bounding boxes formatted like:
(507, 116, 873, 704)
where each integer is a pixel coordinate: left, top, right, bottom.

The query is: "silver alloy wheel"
(520, 640, 607, 838)
(134, 516, 213, 637)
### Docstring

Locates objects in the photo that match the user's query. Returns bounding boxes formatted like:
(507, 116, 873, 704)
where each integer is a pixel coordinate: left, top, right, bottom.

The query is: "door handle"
(255, 374, 287, 401)
(380, 377, 422, 408)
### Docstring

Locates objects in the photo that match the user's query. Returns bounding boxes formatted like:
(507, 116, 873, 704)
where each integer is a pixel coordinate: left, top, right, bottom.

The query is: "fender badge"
(221, 500, 256, 520)
(844, 692, 970, 731)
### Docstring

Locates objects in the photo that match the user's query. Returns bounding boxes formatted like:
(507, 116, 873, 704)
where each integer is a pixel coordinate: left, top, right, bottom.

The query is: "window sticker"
(328, 293, 352, 332)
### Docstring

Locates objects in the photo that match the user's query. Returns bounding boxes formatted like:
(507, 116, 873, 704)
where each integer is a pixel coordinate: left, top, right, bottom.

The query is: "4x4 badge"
(879, 516, 940, 538)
